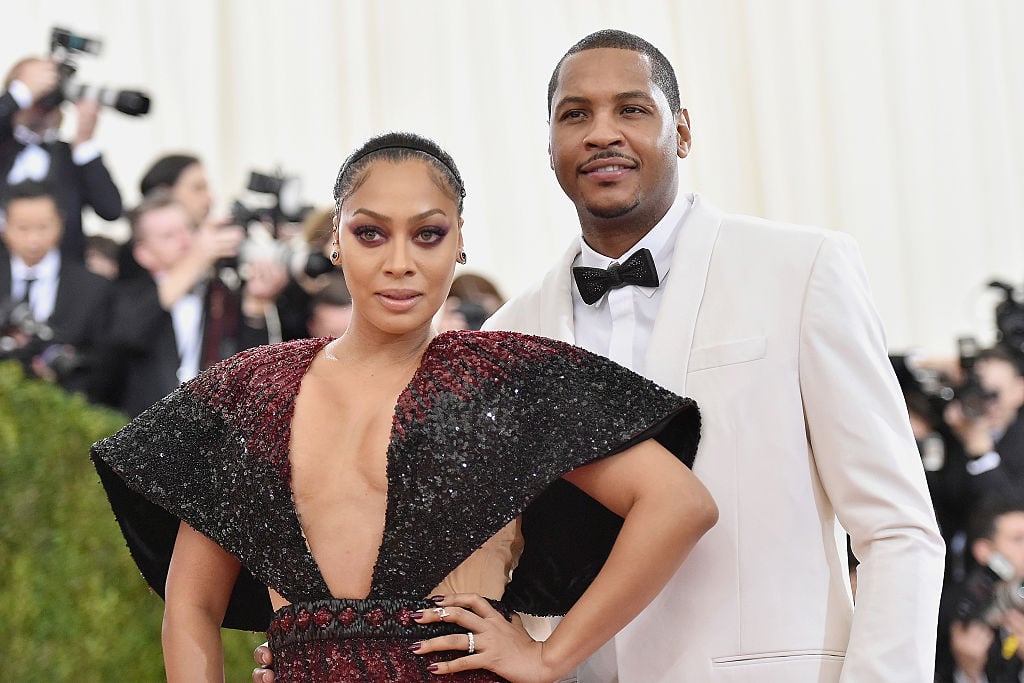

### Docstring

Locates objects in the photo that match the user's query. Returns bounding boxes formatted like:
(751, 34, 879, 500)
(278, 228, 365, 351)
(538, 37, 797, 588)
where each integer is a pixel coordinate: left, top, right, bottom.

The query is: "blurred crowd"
(890, 340, 1024, 682)
(11, 49, 1024, 683)
(0, 55, 505, 419)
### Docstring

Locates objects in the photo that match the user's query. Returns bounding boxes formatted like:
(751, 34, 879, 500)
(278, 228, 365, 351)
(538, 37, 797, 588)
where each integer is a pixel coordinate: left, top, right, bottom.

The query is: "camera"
(40, 27, 151, 117)
(989, 281, 1024, 360)
(230, 169, 308, 229)
(899, 336, 997, 421)
(955, 552, 1024, 627)
(231, 169, 329, 280)
(0, 299, 83, 383)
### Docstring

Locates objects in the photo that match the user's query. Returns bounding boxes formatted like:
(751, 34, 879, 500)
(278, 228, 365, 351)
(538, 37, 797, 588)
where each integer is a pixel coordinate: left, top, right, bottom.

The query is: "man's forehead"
(554, 49, 660, 102)
(7, 196, 59, 216)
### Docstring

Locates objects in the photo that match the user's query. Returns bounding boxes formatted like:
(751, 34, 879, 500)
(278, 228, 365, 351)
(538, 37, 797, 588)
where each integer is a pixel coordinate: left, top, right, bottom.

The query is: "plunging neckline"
(287, 334, 441, 600)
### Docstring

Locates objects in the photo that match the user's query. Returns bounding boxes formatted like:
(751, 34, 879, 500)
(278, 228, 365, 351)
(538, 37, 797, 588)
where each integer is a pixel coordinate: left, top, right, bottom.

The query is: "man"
(253, 30, 943, 682)
(937, 496, 1024, 682)
(96, 192, 285, 416)
(486, 30, 943, 682)
(0, 180, 110, 397)
(0, 57, 122, 262)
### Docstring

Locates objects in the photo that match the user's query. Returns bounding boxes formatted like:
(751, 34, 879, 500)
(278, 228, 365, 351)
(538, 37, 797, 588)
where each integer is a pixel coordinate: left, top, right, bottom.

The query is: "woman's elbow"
(678, 477, 718, 537)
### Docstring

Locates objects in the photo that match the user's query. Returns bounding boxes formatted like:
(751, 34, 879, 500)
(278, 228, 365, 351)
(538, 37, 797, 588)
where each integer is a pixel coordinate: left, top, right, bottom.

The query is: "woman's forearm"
(162, 604, 225, 683)
(541, 478, 716, 676)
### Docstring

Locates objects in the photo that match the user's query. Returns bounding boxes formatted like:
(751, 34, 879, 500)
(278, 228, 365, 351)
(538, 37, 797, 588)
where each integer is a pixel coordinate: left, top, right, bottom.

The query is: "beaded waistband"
(267, 597, 495, 650)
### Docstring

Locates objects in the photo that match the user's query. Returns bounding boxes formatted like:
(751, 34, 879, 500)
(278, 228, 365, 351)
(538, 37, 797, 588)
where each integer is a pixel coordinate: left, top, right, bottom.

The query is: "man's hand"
(252, 642, 274, 683)
(1000, 609, 1024, 661)
(15, 59, 59, 102)
(195, 218, 245, 264)
(241, 259, 289, 322)
(73, 99, 100, 148)
(951, 620, 994, 681)
(944, 401, 996, 457)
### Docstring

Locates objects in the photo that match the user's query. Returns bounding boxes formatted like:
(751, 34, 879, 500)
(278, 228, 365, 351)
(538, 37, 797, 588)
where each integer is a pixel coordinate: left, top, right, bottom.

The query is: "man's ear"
(132, 243, 154, 272)
(972, 538, 994, 567)
(676, 108, 692, 160)
(548, 143, 554, 171)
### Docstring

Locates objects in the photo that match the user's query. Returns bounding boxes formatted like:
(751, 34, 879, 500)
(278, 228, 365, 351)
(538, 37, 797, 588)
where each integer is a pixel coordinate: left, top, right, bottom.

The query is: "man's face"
(548, 48, 689, 225)
(976, 358, 1024, 431)
(1, 195, 63, 267)
(132, 204, 194, 274)
(978, 512, 1024, 577)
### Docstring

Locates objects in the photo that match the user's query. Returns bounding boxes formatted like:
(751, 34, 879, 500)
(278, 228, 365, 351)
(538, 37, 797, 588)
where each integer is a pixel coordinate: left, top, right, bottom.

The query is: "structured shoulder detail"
(182, 337, 330, 477)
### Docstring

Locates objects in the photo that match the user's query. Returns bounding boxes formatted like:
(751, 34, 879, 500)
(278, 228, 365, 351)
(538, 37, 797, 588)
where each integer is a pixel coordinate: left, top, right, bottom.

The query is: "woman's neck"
(328, 322, 436, 368)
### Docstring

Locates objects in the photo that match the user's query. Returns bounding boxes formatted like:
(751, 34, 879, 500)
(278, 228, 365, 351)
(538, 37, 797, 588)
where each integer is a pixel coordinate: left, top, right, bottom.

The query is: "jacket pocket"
(712, 649, 846, 667)
(688, 336, 767, 372)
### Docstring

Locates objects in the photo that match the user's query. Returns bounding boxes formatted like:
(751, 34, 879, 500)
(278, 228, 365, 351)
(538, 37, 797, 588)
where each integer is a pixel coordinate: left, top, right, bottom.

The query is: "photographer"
(945, 347, 1024, 492)
(0, 57, 122, 262)
(938, 496, 1024, 682)
(0, 180, 111, 397)
(95, 191, 286, 416)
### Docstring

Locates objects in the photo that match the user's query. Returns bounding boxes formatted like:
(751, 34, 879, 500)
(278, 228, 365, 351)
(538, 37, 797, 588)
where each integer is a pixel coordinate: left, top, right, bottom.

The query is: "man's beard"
(585, 196, 641, 220)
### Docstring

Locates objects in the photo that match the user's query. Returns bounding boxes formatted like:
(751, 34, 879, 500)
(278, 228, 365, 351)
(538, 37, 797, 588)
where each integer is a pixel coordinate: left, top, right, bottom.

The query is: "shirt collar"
(11, 248, 60, 281)
(576, 193, 692, 298)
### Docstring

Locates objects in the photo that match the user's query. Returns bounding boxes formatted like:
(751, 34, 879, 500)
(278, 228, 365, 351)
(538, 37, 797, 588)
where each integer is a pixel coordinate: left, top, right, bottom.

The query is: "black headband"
(344, 144, 463, 190)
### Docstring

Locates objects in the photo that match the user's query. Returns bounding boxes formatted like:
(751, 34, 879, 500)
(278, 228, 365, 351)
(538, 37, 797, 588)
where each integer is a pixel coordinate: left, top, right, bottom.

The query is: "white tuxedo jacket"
(485, 195, 945, 682)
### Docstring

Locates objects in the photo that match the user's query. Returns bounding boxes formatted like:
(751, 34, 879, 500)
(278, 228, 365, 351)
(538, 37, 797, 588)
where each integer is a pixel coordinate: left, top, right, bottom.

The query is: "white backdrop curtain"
(2, 0, 1021, 353)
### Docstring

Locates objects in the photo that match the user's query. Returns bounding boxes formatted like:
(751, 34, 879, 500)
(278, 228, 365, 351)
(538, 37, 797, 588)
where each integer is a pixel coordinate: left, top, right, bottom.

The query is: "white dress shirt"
(10, 248, 60, 322)
(5, 82, 101, 185)
(169, 283, 205, 383)
(571, 193, 692, 372)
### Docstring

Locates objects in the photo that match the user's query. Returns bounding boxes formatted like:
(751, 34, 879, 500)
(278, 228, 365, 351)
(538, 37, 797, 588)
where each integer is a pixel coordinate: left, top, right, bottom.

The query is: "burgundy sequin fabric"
(92, 330, 700, 678)
(267, 598, 510, 682)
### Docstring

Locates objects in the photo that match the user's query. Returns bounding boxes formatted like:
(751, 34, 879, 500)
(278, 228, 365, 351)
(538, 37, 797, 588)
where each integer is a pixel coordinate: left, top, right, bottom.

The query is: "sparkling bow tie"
(572, 247, 660, 305)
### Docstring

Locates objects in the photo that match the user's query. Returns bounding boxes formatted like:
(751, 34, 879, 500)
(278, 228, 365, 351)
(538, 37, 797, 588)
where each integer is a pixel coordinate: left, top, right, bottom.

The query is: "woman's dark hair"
(139, 154, 200, 196)
(333, 132, 466, 215)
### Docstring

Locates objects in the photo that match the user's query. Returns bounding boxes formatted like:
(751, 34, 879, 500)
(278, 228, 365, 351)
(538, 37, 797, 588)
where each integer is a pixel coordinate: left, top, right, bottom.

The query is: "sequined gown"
(92, 331, 700, 682)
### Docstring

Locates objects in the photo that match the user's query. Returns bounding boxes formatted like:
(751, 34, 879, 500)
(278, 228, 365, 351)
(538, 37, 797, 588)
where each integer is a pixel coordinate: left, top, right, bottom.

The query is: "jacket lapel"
(531, 240, 579, 344)
(643, 194, 723, 395)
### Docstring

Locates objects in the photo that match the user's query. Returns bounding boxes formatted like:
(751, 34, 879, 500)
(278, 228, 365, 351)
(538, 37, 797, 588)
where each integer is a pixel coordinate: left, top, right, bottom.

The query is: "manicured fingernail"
(429, 595, 445, 603)
(427, 664, 439, 672)
(408, 641, 422, 651)
(411, 610, 424, 620)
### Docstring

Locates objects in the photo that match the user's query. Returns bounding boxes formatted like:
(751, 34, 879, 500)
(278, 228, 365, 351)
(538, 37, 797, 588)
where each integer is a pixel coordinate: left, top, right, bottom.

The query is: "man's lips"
(579, 156, 638, 180)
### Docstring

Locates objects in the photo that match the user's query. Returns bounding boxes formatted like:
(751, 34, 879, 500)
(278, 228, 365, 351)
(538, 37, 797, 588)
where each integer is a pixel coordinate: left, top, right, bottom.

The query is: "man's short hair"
(128, 188, 181, 241)
(977, 345, 1024, 377)
(969, 495, 1024, 545)
(0, 179, 60, 213)
(547, 29, 682, 116)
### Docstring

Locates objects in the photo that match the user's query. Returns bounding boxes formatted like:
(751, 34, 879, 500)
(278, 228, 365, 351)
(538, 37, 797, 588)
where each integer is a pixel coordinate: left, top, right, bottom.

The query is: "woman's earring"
(331, 242, 340, 262)
(457, 250, 467, 265)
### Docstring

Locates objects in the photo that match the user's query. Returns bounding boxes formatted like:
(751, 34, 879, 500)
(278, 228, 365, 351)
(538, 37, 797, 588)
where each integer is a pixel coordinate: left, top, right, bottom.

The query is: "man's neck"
(578, 198, 675, 259)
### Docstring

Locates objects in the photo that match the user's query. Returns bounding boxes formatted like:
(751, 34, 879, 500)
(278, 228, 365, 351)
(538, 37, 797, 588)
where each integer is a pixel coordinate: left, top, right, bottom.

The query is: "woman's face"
(172, 162, 213, 225)
(336, 158, 463, 338)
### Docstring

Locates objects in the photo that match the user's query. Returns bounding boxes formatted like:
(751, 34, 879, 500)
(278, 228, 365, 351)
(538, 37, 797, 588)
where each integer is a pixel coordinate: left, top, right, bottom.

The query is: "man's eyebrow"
(554, 91, 656, 110)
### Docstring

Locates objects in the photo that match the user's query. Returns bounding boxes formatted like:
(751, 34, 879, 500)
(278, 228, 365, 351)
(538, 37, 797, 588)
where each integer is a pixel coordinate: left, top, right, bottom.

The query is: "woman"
(92, 132, 717, 682)
(139, 153, 214, 225)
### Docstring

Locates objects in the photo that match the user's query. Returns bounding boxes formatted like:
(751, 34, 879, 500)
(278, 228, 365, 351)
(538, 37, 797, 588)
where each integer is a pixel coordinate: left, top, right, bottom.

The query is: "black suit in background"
(0, 91, 122, 262)
(0, 246, 111, 397)
(96, 274, 271, 417)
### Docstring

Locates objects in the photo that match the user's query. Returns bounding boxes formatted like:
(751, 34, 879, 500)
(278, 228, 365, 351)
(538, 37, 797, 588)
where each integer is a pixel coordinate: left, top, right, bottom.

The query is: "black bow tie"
(572, 248, 660, 305)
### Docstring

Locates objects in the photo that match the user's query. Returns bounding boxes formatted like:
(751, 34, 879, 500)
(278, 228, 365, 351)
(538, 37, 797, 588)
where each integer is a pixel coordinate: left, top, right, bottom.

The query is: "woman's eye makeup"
(416, 226, 449, 244)
(352, 226, 384, 242)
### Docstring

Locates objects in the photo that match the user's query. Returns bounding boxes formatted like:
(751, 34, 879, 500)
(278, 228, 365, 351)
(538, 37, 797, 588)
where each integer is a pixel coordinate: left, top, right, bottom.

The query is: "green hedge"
(0, 362, 264, 682)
